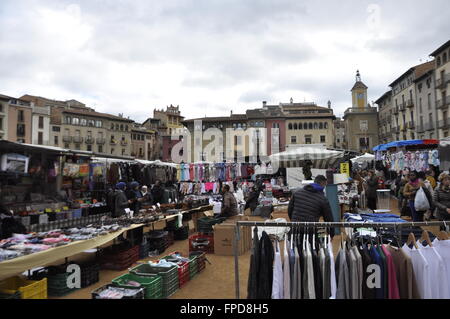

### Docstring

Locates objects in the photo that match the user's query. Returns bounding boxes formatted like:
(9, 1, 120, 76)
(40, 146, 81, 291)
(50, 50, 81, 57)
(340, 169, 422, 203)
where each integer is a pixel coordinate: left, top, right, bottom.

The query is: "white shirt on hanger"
(402, 244, 432, 299)
(432, 239, 450, 294)
(328, 235, 337, 299)
(419, 245, 450, 299)
(283, 238, 291, 299)
(271, 241, 284, 299)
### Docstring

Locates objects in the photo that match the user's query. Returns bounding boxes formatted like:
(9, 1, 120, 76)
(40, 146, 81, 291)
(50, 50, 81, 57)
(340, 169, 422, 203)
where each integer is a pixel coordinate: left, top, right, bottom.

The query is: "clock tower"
(351, 70, 368, 109)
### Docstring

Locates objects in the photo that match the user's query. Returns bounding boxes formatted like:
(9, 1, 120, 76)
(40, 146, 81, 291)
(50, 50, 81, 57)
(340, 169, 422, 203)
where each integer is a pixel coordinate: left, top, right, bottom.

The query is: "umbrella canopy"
(269, 146, 344, 169)
(350, 152, 375, 164)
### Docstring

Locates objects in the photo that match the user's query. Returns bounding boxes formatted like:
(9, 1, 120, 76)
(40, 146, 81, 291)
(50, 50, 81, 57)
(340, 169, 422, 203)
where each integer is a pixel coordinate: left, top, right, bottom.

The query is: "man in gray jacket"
(113, 182, 131, 217)
(219, 184, 239, 218)
(288, 175, 335, 236)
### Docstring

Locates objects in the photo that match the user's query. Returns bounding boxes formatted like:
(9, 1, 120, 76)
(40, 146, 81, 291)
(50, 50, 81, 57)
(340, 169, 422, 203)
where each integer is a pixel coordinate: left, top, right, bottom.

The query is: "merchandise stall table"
(0, 224, 144, 281)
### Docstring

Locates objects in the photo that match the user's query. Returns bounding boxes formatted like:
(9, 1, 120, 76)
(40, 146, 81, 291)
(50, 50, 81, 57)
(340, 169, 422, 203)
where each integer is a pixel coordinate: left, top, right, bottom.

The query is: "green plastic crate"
(129, 264, 179, 298)
(112, 273, 163, 299)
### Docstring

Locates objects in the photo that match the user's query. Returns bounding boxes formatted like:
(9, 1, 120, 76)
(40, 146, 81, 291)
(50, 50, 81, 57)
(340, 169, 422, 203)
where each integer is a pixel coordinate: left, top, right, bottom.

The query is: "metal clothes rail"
(232, 220, 449, 299)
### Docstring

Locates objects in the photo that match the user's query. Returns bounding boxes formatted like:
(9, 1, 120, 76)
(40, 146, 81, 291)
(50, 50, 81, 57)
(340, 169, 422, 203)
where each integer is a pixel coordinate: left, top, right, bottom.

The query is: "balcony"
(73, 136, 83, 143)
(436, 73, 450, 89)
(438, 119, 450, 130)
(393, 107, 399, 115)
(62, 136, 72, 143)
(436, 97, 450, 109)
(424, 122, 434, 131)
(417, 125, 425, 133)
(96, 137, 106, 145)
(85, 136, 94, 144)
(406, 100, 414, 108)
(120, 140, 128, 146)
(399, 103, 406, 111)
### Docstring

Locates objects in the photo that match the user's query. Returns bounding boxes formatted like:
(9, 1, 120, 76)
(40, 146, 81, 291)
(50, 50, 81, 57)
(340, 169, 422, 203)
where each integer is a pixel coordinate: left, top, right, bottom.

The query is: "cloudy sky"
(1, 0, 449, 122)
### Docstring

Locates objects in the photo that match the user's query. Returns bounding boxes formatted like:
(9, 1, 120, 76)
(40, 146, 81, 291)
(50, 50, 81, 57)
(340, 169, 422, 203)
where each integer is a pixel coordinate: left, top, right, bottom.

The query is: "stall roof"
(373, 139, 439, 151)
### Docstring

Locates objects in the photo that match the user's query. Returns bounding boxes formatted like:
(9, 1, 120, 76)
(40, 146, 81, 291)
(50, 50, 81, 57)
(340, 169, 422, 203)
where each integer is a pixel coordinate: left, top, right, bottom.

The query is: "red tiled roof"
(63, 108, 134, 122)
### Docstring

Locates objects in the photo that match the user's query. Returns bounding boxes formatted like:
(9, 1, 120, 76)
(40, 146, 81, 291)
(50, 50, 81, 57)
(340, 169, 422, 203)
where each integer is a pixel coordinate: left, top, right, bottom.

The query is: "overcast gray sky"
(1, 0, 449, 122)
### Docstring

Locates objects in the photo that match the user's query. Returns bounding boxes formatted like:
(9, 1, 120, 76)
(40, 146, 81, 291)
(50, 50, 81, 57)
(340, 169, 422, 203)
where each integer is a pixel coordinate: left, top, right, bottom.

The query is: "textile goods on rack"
(375, 149, 440, 172)
(241, 221, 450, 299)
(178, 162, 259, 182)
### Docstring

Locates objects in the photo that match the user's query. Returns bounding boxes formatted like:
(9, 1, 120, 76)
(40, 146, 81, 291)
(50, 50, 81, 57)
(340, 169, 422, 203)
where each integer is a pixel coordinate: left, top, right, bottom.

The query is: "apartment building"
(131, 125, 158, 160)
(333, 117, 347, 149)
(430, 40, 450, 138)
(0, 94, 33, 144)
(389, 61, 434, 141)
(376, 91, 393, 144)
(414, 64, 438, 139)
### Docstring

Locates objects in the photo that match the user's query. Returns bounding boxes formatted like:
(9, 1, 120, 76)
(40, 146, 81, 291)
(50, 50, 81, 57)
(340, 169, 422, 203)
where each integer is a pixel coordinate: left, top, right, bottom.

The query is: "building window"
(74, 144, 80, 149)
(87, 119, 94, 127)
(298, 123, 303, 130)
(38, 132, 43, 145)
(291, 136, 297, 144)
(122, 149, 125, 155)
(320, 135, 326, 143)
(65, 143, 70, 148)
(319, 123, 323, 129)
(288, 123, 292, 130)
(38, 116, 44, 129)
(98, 145, 103, 153)
(293, 123, 298, 130)
(72, 118, 79, 125)
(0, 118, 3, 130)
(54, 135, 59, 145)
(115, 124, 119, 130)
(87, 144, 92, 151)
(308, 123, 312, 130)
(65, 116, 71, 124)
(96, 120, 102, 128)
(17, 124, 25, 137)
(80, 118, 87, 126)
(111, 148, 114, 154)
(305, 135, 312, 144)
(111, 123, 114, 130)
(18, 110, 24, 122)
(437, 56, 441, 67)
(52, 126, 60, 132)
(120, 124, 124, 131)
(444, 52, 448, 64)
(0, 103, 3, 113)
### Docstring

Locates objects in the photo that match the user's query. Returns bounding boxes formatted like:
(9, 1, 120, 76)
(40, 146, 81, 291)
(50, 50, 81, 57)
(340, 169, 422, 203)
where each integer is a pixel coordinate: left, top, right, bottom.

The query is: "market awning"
(350, 152, 375, 164)
(269, 146, 344, 169)
(373, 139, 439, 151)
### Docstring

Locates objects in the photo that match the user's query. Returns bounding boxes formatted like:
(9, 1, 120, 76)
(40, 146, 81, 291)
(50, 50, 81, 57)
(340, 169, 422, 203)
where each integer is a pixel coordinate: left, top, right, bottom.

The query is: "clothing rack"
(232, 220, 449, 299)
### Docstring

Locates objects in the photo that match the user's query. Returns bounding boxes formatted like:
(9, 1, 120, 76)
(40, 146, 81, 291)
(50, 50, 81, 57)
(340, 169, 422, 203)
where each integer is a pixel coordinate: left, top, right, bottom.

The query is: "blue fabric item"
(369, 246, 384, 299)
(116, 182, 126, 190)
(311, 183, 324, 192)
(130, 181, 139, 189)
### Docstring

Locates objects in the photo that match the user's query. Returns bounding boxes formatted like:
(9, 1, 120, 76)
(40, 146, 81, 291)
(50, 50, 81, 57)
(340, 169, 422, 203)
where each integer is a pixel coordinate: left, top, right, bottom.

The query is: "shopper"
(127, 181, 143, 214)
(244, 185, 261, 214)
(219, 184, 238, 218)
(426, 170, 437, 190)
(403, 171, 433, 222)
(113, 182, 130, 217)
(140, 185, 153, 206)
(151, 180, 165, 205)
(288, 175, 334, 236)
(366, 170, 379, 211)
(433, 173, 450, 222)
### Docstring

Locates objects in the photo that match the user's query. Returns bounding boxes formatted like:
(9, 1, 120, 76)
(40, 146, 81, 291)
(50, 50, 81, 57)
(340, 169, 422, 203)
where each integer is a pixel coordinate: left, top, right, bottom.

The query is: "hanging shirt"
(402, 244, 432, 299)
(335, 246, 350, 299)
(347, 246, 359, 299)
(381, 245, 400, 299)
(432, 239, 450, 295)
(359, 245, 376, 299)
(385, 245, 421, 299)
(352, 246, 363, 299)
(305, 241, 315, 299)
(288, 239, 296, 298)
(328, 236, 337, 299)
(283, 238, 291, 299)
(293, 246, 302, 299)
(369, 246, 384, 299)
(418, 246, 450, 299)
(271, 241, 284, 299)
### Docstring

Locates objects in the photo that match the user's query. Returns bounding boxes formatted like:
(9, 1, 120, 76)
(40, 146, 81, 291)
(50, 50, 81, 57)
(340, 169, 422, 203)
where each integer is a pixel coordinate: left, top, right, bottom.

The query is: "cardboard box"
(213, 223, 250, 256)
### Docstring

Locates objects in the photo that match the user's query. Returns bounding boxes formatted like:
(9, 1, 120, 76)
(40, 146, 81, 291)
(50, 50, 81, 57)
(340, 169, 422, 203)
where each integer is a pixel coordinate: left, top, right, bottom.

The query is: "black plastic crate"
(91, 284, 144, 299)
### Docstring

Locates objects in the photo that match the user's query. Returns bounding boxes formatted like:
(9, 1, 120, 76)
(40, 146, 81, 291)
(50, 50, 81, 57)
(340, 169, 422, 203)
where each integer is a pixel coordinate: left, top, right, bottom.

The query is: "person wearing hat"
(433, 173, 450, 223)
(288, 175, 335, 236)
(127, 181, 143, 214)
(113, 182, 130, 217)
(140, 185, 153, 206)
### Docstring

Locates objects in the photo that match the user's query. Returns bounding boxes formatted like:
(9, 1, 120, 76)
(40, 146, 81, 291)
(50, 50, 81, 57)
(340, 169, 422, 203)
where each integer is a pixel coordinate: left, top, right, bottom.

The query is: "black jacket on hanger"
(256, 231, 274, 299)
(247, 227, 260, 299)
